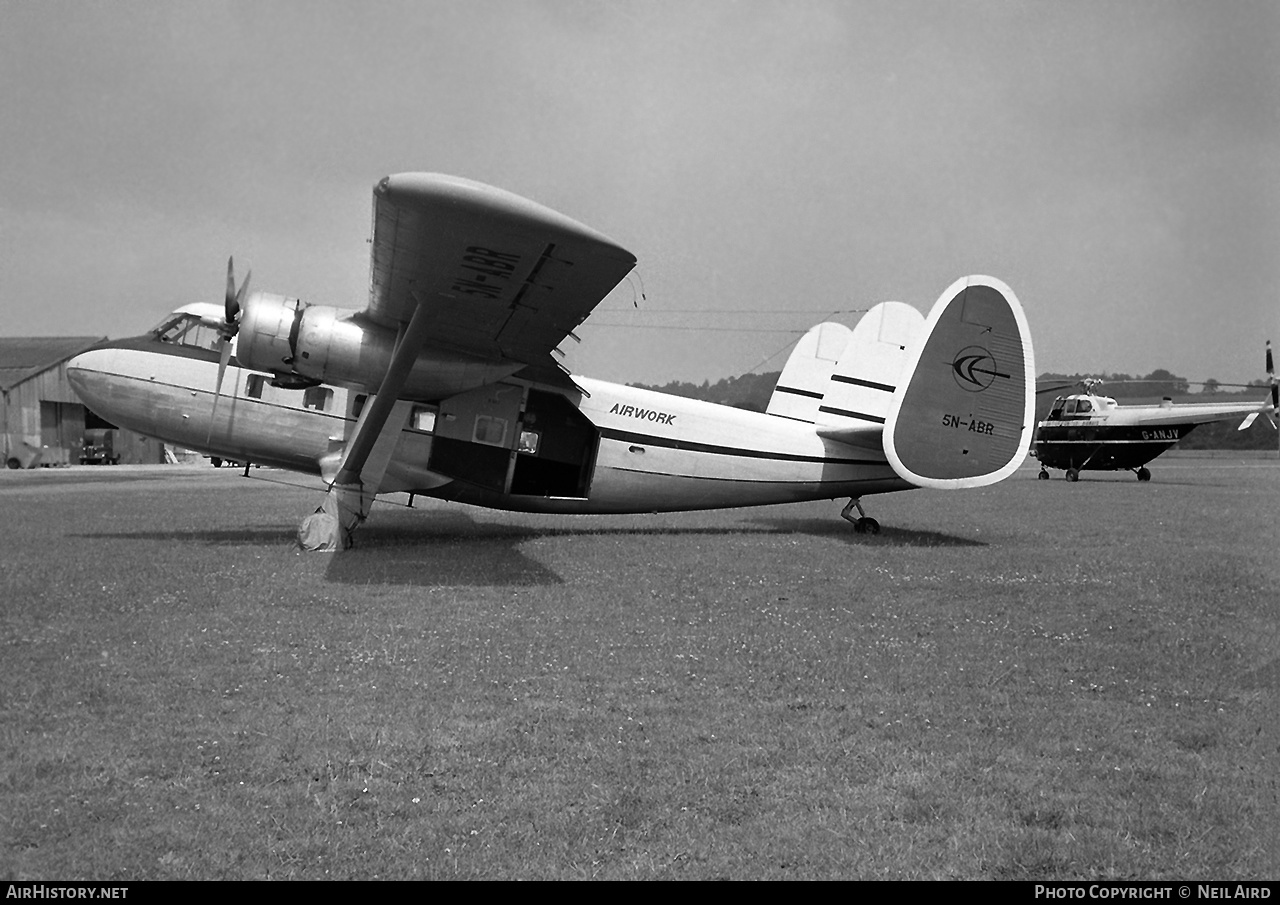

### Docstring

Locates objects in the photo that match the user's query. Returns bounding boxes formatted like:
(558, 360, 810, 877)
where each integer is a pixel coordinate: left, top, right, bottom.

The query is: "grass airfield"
(2, 456, 1278, 880)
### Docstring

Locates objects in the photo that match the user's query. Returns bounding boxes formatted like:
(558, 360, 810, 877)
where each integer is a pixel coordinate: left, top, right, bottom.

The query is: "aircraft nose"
(66, 347, 110, 391)
(65, 347, 122, 415)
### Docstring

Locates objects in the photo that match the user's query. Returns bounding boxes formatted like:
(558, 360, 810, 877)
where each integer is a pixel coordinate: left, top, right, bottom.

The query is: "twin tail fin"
(768, 276, 1035, 489)
(884, 275, 1035, 489)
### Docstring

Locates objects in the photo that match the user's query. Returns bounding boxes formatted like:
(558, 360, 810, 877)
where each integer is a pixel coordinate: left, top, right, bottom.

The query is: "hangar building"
(1, 337, 167, 468)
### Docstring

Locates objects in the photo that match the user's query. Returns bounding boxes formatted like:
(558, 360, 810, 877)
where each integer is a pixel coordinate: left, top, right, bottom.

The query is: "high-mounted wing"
(367, 173, 637, 365)
(302, 173, 636, 550)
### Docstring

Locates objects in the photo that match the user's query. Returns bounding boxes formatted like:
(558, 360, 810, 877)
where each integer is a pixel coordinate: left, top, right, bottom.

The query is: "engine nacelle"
(236, 292, 521, 400)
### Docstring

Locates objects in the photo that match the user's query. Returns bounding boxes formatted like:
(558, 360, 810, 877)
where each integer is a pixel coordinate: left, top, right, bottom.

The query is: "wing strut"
(298, 297, 436, 551)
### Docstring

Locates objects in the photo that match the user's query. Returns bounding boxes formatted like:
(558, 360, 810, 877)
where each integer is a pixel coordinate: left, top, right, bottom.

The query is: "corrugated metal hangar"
(1, 337, 167, 468)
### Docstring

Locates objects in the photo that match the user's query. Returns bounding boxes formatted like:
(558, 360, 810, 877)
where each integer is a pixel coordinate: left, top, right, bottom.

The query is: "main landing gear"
(840, 498, 880, 534)
(1133, 466, 1151, 482)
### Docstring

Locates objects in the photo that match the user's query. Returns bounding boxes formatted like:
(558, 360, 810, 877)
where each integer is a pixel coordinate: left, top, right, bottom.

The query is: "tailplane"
(884, 276, 1035, 489)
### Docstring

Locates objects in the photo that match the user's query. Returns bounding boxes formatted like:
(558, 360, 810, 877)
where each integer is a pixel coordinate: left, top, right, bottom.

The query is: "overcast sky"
(2, 0, 1277, 386)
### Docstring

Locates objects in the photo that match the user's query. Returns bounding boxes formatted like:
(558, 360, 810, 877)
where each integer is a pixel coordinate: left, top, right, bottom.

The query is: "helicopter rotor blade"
(1036, 382, 1078, 396)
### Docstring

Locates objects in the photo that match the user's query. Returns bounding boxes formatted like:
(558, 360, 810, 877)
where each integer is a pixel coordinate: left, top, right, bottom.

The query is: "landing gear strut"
(840, 498, 880, 534)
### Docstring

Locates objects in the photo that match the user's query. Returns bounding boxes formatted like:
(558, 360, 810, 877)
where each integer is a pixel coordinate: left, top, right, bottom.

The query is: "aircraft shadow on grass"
(72, 510, 984, 588)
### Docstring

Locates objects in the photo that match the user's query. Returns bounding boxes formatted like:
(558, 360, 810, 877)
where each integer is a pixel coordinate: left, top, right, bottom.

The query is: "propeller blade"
(1268, 341, 1278, 411)
(211, 259, 247, 443)
(208, 336, 234, 444)
(234, 268, 251, 314)
(215, 336, 232, 395)
(224, 257, 251, 328)
(225, 257, 239, 324)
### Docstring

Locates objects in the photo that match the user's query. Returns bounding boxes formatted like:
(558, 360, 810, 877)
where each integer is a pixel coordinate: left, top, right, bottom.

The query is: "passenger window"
(518, 430, 540, 454)
(303, 387, 333, 411)
(473, 415, 507, 446)
(411, 407, 437, 433)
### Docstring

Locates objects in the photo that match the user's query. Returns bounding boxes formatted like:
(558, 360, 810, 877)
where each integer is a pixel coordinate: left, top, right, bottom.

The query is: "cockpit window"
(153, 314, 222, 352)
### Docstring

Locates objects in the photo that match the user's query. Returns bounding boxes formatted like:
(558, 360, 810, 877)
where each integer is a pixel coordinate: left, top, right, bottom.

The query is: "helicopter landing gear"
(1135, 466, 1151, 482)
(1065, 468, 1080, 482)
(1038, 467, 1050, 480)
(840, 497, 880, 534)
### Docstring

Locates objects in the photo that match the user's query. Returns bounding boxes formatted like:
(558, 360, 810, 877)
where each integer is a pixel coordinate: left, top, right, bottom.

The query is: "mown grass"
(1, 459, 1278, 879)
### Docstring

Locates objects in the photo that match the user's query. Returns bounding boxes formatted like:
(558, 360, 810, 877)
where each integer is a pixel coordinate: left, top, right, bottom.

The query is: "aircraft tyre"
(1038, 469, 1049, 480)
(1066, 468, 1079, 482)
(854, 517, 880, 535)
(6, 457, 20, 470)
(211, 457, 223, 468)
(1137, 467, 1151, 482)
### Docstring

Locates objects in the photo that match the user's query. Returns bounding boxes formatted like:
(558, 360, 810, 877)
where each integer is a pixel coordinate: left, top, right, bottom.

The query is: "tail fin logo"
(951, 346, 1009, 392)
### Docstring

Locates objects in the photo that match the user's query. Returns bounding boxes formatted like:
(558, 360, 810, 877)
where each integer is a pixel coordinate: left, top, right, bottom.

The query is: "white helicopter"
(1032, 348, 1278, 482)
(66, 173, 1036, 550)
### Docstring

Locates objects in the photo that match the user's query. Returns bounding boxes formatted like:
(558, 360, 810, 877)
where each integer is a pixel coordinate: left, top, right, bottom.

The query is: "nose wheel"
(840, 498, 880, 534)
(1134, 466, 1151, 482)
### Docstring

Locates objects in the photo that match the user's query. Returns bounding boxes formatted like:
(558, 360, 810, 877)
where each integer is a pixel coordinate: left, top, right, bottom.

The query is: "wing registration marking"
(450, 246, 522, 299)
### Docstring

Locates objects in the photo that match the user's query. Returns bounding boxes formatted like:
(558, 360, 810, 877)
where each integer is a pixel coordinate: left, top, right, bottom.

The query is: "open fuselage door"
(428, 383, 598, 499)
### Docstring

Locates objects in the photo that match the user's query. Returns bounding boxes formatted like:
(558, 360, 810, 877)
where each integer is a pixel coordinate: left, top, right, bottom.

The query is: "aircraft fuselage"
(67, 333, 910, 514)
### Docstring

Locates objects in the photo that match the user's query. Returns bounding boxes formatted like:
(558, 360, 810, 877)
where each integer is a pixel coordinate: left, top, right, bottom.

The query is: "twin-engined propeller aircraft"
(1032, 346, 1278, 482)
(66, 173, 1037, 550)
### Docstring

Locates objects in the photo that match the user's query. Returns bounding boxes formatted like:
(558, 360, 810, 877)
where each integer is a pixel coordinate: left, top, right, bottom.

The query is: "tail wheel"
(1066, 468, 1080, 482)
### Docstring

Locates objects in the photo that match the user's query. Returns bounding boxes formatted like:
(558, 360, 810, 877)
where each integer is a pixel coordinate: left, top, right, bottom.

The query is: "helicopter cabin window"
(303, 387, 332, 412)
(518, 429, 540, 455)
(245, 374, 266, 399)
(1048, 399, 1066, 420)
